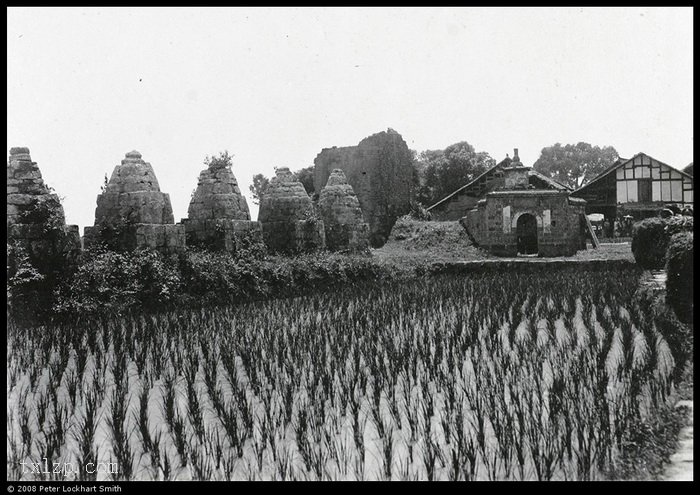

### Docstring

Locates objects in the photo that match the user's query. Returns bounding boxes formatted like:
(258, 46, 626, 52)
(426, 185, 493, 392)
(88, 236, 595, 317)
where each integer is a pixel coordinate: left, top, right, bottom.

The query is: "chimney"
(513, 148, 519, 161)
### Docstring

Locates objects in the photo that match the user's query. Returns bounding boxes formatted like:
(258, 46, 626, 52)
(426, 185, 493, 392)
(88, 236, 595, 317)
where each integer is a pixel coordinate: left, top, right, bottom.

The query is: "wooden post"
(584, 215, 600, 248)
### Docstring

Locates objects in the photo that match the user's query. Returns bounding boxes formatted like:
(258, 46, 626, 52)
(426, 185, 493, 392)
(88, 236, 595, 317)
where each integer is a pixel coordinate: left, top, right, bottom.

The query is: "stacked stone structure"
(83, 151, 185, 254)
(182, 158, 262, 252)
(6, 147, 81, 265)
(313, 129, 414, 247)
(258, 167, 325, 253)
(317, 169, 369, 252)
(461, 165, 588, 257)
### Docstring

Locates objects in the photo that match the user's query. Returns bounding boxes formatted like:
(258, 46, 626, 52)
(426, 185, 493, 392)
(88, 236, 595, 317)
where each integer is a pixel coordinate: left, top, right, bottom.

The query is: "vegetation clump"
(631, 216, 693, 269)
(665, 232, 693, 324)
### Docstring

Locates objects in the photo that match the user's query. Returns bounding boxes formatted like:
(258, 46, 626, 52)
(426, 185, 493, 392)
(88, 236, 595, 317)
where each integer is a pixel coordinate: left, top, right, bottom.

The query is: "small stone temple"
(317, 169, 370, 252)
(83, 150, 185, 254)
(182, 157, 261, 252)
(258, 167, 325, 253)
(461, 156, 588, 257)
(7, 147, 81, 262)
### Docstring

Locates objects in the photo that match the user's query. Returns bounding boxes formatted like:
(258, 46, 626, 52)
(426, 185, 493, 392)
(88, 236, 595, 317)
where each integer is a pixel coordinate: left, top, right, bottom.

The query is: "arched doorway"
(516, 213, 538, 255)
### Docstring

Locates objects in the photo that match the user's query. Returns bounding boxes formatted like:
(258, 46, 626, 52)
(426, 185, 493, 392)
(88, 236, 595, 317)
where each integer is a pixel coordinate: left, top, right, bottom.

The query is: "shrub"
(88, 214, 138, 252)
(6, 244, 49, 323)
(603, 399, 687, 480)
(631, 218, 667, 268)
(665, 232, 693, 324)
(47, 246, 408, 320)
(52, 248, 181, 316)
(7, 196, 76, 322)
(635, 283, 693, 383)
(631, 216, 693, 269)
(664, 215, 694, 237)
(18, 195, 65, 232)
(408, 201, 432, 221)
(177, 249, 269, 306)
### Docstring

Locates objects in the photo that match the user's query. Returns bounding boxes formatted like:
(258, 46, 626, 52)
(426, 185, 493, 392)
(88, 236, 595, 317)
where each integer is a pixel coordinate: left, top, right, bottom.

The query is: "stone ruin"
(83, 151, 185, 255)
(461, 160, 588, 257)
(317, 169, 369, 252)
(314, 129, 414, 247)
(182, 157, 262, 252)
(258, 167, 325, 253)
(6, 147, 81, 266)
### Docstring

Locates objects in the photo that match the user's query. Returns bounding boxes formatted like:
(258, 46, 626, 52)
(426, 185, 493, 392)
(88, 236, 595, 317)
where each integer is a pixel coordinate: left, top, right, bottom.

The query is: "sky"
(7, 7, 693, 231)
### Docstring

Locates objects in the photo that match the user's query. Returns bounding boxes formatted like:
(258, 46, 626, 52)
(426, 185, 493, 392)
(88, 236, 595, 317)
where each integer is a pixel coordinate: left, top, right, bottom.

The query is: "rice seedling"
(6, 268, 680, 480)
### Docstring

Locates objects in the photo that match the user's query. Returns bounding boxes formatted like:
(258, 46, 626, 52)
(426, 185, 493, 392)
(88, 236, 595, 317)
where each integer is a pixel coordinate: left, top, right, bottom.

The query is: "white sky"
(7, 7, 693, 231)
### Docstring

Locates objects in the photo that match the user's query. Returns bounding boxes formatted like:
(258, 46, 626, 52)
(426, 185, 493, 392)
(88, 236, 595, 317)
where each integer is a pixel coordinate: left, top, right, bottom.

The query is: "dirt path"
(662, 400, 694, 481)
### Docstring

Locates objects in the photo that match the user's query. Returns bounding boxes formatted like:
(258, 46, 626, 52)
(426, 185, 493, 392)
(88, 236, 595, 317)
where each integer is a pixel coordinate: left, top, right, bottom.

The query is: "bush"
(408, 201, 432, 221)
(52, 248, 181, 316)
(177, 249, 270, 306)
(635, 283, 693, 383)
(631, 216, 693, 269)
(88, 215, 138, 252)
(6, 244, 50, 323)
(46, 247, 409, 320)
(664, 215, 694, 237)
(603, 399, 687, 480)
(7, 196, 77, 322)
(666, 232, 693, 324)
(631, 218, 667, 268)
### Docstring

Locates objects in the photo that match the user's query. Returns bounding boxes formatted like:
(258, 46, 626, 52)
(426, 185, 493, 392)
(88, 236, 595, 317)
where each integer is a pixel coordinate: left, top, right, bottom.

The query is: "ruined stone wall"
(317, 169, 369, 252)
(431, 194, 483, 222)
(83, 151, 185, 255)
(313, 129, 414, 247)
(461, 191, 586, 257)
(258, 167, 325, 253)
(184, 159, 262, 253)
(7, 147, 81, 266)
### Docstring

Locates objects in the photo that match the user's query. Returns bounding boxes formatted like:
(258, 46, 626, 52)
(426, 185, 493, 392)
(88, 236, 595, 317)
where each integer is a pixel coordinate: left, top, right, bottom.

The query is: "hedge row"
(8, 246, 413, 324)
(631, 216, 693, 269)
(665, 232, 693, 324)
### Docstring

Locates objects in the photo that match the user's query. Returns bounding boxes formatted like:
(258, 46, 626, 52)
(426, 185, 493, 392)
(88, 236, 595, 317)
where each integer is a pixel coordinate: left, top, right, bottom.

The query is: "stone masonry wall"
(83, 150, 185, 255)
(184, 158, 262, 252)
(7, 147, 81, 266)
(258, 167, 325, 253)
(313, 129, 414, 247)
(317, 169, 369, 252)
(462, 191, 586, 257)
(431, 193, 483, 222)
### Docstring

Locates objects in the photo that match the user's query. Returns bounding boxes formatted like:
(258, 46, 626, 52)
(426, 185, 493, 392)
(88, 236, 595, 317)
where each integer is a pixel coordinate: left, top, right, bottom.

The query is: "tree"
(249, 173, 270, 205)
(294, 166, 315, 197)
(533, 143, 619, 190)
(414, 141, 495, 206)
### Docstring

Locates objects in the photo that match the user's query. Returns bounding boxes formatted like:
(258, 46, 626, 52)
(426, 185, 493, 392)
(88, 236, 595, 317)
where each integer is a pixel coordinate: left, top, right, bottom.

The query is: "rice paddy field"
(6, 268, 678, 480)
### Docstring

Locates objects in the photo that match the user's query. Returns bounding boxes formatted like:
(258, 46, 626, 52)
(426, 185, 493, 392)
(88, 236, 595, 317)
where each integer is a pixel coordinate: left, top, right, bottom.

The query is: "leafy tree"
(533, 142, 619, 189)
(249, 173, 270, 205)
(294, 166, 315, 197)
(415, 142, 495, 206)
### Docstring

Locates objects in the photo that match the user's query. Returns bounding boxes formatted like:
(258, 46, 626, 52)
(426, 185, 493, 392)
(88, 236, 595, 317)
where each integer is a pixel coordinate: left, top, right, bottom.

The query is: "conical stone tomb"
(317, 169, 369, 252)
(258, 167, 325, 253)
(7, 147, 81, 267)
(83, 150, 185, 254)
(183, 156, 262, 252)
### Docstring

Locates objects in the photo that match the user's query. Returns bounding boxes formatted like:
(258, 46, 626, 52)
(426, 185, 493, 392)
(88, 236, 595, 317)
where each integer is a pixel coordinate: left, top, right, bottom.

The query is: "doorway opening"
(516, 213, 538, 255)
